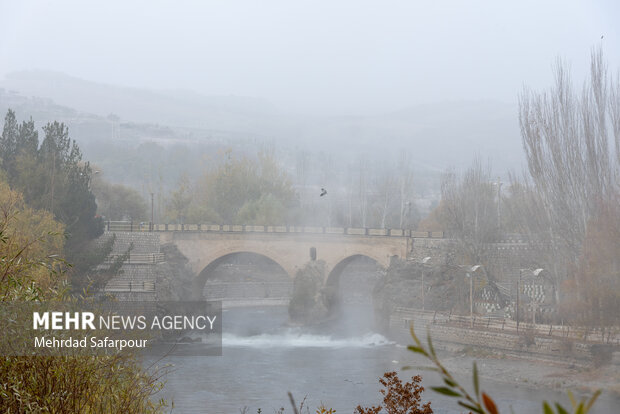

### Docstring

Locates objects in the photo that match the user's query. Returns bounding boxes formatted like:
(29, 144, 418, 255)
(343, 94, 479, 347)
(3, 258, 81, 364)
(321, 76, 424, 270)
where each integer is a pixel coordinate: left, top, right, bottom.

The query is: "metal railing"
(104, 221, 444, 238)
(104, 280, 155, 292)
(392, 307, 620, 345)
(203, 282, 292, 300)
(103, 253, 165, 264)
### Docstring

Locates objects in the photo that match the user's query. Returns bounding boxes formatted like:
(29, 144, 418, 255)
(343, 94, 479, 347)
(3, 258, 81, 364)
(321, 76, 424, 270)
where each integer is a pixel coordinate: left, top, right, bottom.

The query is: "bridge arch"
(193, 251, 292, 299)
(326, 253, 388, 286)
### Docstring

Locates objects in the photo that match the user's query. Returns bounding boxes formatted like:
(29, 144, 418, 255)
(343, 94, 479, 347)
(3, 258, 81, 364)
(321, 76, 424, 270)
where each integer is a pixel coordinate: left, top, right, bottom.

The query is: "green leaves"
(541, 388, 601, 414)
(473, 361, 480, 397)
(406, 345, 427, 356)
(430, 386, 461, 397)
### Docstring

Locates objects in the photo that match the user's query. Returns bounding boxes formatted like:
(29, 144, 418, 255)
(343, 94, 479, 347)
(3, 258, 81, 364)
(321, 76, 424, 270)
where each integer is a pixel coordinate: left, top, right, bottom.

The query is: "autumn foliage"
(570, 197, 620, 333)
(355, 371, 432, 414)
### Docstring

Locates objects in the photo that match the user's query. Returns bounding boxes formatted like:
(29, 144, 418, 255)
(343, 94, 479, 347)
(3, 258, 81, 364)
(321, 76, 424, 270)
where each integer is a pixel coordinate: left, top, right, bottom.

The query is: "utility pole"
(421, 256, 431, 310)
(422, 269, 425, 310)
(496, 176, 502, 231)
(517, 269, 522, 332)
(150, 192, 154, 232)
(469, 273, 473, 328)
(517, 268, 543, 331)
(49, 150, 56, 214)
(465, 265, 482, 329)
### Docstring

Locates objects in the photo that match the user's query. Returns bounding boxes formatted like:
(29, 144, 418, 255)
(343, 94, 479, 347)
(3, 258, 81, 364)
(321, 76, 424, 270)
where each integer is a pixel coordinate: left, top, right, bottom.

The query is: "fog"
(1, 2, 620, 412)
(1, 0, 618, 116)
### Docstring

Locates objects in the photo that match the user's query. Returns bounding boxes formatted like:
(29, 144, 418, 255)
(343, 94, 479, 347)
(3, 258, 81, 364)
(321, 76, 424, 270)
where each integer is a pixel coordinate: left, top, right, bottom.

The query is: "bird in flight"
(320, 188, 327, 197)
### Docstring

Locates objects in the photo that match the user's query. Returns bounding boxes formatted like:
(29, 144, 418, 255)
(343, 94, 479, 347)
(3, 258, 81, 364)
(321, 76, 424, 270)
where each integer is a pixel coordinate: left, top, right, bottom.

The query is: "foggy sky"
(0, 0, 618, 116)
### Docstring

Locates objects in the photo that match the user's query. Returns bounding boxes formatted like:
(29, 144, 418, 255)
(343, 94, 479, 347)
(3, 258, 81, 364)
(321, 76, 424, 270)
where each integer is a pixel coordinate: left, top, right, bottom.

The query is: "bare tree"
(439, 158, 498, 265)
(518, 48, 620, 302)
(397, 152, 416, 228)
(357, 156, 369, 227)
(373, 169, 398, 229)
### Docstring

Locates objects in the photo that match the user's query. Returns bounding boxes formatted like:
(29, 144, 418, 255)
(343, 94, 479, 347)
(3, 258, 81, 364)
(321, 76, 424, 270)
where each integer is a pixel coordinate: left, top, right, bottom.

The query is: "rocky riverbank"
(435, 344, 620, 398)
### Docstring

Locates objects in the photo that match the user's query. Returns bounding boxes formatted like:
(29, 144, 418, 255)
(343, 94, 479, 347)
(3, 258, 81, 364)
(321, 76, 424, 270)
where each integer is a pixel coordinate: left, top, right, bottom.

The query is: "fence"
(203, 282, 292, 300)
(104, 280, 155, 292)
(103, 253, 165, 265)
(104, 221, 443, 238)
(392, 307, 620, 345)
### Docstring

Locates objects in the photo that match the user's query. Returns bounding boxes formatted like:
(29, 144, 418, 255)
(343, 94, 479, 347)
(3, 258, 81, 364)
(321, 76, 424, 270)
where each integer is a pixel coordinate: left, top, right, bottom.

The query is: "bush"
(0, 180, 169, 413)
(0, 355, 168, 413)
(590, 344, 613, 368)
(355, 371, 432, 414)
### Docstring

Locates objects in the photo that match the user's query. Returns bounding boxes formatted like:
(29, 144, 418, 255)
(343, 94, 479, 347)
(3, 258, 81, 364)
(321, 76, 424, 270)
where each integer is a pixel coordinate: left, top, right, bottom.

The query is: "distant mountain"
(0, 70, 526, 172)
(0, 70, 292, 136)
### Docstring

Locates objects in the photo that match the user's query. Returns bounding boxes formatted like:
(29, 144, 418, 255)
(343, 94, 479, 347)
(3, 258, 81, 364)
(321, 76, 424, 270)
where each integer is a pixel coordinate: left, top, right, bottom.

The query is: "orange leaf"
(482, 393, 499, 414)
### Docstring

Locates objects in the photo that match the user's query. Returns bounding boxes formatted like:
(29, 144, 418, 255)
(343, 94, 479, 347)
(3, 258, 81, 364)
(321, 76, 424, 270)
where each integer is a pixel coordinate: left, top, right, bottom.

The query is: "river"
(145, 305, 618, 413)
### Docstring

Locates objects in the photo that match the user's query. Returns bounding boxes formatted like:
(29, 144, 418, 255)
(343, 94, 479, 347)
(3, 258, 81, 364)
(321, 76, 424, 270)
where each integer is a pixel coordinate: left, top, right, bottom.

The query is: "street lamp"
(465, 265, 483, 328)
(420, 256, 431, 310)
(493, 177, 503, 230)
(517, 268, 543, 331)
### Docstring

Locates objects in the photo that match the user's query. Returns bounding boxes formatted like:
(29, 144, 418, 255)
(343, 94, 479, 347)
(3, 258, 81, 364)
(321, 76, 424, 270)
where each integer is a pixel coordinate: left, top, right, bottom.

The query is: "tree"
(572, 195, 620, 335)
(0, 178, 65, 298)
(437, 158, 499, 265)
(91, 175, 148, 221)
(372, 169, 398, 229)
(0, 110, 104, 282)
(171, 149, 297, 225)
(356, 156, 370, 227)
(518, 48, 620, 304)
(397, 153, 417, 228)
(165, 173, 193, 223)
(0, 110, 18, 178)
(0, 177, 168, 413)
(38, 121, 103, 253)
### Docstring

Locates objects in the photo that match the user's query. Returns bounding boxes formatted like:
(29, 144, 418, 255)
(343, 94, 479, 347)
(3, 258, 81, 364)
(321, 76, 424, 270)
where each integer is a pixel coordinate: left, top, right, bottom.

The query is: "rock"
(155, 243, 196, 301)
(288, 260, 335, 325)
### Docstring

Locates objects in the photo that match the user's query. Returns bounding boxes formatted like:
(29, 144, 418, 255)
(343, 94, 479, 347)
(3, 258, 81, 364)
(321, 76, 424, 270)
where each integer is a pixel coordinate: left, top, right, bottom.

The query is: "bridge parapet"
(104, 221, 444, 239)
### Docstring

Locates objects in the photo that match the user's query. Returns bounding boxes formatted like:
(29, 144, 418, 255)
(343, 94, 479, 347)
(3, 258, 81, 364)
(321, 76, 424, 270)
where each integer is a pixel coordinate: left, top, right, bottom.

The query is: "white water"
(223, 331, 394, 349)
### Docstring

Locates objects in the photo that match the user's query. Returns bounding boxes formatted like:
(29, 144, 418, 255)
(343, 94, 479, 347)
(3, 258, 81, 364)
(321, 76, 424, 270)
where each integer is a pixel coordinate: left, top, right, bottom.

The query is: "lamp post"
(150, 192, 154, 232)
(493, 177, 503, 230)
(466, 265, 482, 328)
(517, 268, 543, 331)
(421, 256, 431, 310)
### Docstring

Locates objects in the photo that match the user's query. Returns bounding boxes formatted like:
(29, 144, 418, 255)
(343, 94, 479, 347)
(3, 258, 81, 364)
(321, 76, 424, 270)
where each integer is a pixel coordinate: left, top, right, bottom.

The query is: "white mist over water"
(223, 331, 394, 349)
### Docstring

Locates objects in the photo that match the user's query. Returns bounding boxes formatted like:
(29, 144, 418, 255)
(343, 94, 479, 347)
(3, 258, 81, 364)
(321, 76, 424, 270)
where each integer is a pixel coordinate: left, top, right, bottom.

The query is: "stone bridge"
(116, 223, 445, 285)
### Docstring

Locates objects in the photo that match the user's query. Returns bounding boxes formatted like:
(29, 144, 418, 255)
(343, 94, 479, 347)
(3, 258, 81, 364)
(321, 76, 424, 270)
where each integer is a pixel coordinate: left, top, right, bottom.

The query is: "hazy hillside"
(1, 70, 525, 172)
(0, 70, 292, 136)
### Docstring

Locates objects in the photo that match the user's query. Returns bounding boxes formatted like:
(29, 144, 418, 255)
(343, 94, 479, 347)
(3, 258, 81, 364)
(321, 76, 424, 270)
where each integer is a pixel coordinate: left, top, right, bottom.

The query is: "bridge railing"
(104, 221, 444, 238)
(103, 253, 165, 265)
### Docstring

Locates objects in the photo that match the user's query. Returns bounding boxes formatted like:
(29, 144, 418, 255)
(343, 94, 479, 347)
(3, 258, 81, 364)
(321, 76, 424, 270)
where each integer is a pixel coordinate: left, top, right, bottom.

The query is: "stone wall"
(99, 231, 161, 301)
(389, 309, 618, 363)
(408, 237, 451, 263)
(103, 231, 161, 255)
